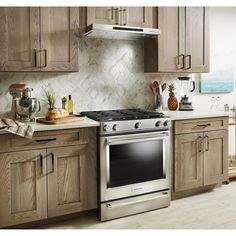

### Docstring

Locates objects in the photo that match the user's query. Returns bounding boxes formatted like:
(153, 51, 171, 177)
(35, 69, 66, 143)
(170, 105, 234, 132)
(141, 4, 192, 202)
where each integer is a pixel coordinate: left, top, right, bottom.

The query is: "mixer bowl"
(15, 98, 40, 121)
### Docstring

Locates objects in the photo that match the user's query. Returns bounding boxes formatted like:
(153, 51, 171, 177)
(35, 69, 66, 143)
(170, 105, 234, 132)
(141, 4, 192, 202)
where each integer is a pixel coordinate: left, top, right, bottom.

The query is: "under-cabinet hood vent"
(84, 24, 161, 40)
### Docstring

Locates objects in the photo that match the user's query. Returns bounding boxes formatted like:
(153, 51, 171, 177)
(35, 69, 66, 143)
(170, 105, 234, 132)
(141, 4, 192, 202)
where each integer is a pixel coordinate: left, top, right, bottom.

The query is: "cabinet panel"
(0, 149, 47, 227)
(87, 7, 115, 25)
(185, 7, 209, 72)
(47, 143, 97, 218)
(144, 6, 209, 73)
(204, 130, 228, 185)
(175, 133, 203, 191)
(144, 7, 185, 72)
(0, 7, 40, 71)
(174, 117, 228, 135)
(124, 7, 154, 28)
(40, 7, 79, 71)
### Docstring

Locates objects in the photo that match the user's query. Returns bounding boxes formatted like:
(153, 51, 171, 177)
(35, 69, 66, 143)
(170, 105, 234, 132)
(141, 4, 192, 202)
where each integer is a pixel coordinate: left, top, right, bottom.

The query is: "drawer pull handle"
(197, 136, 203, 153)
(195, 124, 211, 128)
(47, 153, 55, 174)
(35, 138, 57, 143)
(40, 154, 43, 175)
(204, 135, 210, 151)
(51, 153, 54, 173)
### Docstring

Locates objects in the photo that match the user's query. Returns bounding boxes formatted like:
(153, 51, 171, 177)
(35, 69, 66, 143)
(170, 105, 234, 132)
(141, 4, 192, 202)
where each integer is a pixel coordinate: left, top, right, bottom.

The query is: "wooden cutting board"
(36, 115, 87, 125)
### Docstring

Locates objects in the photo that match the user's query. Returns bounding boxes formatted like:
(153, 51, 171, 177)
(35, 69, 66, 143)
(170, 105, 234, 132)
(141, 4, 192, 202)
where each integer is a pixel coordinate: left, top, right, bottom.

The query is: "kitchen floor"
(40, 181, 236, 229)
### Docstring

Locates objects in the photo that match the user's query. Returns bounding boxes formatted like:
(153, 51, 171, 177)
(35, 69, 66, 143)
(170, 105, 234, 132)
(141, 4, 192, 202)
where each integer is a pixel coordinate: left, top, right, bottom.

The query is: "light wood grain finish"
(174, 133, 204, 191)
(204, 130, 228, 185)
(173, 117, 228, 196)
(0, 7, 79, 72)
(47, 128, 97, 218)
(40, 7, 79, 71)
(174, 117, 228, 135)
(185, 7, 209, 72)
(0, 128, 90, 153)
(0, 7, 40, 71)
(87, 7, 115, 25)
(86, 7, 156, 28)
(123, 7, 155, 28)
(144, 6, 209, 73)
(0, 149, 47, 227)
(0, 127, 97, 228)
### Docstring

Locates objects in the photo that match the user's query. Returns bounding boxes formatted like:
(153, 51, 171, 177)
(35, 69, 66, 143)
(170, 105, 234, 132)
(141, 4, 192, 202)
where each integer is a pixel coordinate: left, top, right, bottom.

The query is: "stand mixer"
(9, 84, 40, 122)
(178, 77, 195, 111)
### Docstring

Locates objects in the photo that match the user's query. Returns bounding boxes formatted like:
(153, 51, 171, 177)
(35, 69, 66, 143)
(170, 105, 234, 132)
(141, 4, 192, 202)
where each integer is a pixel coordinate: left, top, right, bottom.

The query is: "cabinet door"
(0, 7, 40, 71)
(185, 7, 209, 72)
(47, 144, 97, 218)
(174, 133, 204, 192)
(144, 7, 185, 72)
(40, 7, 79, 72)
(123, 7, 155, 28)
(87, 7, 116, 25)
(204, 130, 228, 185)
(0, 149, 47, 227)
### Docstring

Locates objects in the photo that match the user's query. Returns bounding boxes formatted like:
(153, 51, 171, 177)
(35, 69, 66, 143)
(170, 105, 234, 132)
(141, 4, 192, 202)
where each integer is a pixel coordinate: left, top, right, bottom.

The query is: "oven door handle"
(105, 132, 169, 146)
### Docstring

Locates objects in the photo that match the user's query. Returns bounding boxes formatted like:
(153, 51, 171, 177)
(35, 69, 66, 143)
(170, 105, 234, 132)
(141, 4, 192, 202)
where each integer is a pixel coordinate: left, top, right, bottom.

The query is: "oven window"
(109, 140, 164, 188)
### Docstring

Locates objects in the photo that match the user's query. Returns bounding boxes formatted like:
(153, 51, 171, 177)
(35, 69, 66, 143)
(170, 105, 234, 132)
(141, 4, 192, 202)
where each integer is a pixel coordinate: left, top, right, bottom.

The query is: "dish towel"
(0, 118, 34, 139)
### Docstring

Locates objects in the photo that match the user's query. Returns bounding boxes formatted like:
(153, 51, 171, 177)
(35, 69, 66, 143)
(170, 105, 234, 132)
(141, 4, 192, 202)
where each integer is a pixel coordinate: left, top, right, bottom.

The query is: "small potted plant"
(168, 83, 178, 111)
(44, 89, 56, 110)
(44, 89, 69, 121)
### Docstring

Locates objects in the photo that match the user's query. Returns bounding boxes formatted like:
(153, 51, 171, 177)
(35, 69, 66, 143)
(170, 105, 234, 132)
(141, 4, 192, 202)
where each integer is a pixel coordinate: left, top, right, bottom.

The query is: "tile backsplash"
(0, 38, 153, 117)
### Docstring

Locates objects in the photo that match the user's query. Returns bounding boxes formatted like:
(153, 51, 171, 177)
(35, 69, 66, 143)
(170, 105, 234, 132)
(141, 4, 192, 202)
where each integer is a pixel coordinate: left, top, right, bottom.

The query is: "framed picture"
(200, 72, 234, 93)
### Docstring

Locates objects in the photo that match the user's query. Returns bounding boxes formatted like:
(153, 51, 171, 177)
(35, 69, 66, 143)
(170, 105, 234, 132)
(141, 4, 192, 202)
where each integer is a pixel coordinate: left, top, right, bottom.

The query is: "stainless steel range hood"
(84, 24, 161, 40)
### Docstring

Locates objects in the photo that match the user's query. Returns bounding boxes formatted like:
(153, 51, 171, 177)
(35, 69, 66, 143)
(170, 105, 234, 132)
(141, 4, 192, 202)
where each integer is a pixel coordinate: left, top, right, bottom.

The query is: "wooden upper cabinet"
(87, 7, 115, 25)
(0, 7, 79, 72)
(0, 149, 47, 227)
(185, 7, 209, 72)
(85, 7, 156, 28)
(121, 7, 155, 28)
(144, 7, 209, 73)
(0, 7, 40, 71)
(40, 7, 79, 72)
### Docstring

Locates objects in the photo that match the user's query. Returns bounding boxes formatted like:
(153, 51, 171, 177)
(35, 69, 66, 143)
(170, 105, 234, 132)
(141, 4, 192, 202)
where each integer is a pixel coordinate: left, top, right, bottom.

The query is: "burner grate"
(81, 109, 164, 122)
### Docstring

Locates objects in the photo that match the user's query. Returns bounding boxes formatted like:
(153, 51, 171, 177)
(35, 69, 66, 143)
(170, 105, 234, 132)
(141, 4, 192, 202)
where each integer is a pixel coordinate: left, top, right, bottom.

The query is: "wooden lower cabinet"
(174, 133, 203, 192)
(174, 119, 228, 195)
(204, 130, 228, 185)
(47, 145, 97, 217)
(0, 127, 97, 228)
(0, 149, 47, 227)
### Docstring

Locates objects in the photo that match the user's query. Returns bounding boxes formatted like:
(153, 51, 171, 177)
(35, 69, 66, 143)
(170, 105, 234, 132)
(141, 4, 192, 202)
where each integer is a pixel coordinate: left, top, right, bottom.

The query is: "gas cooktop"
(81, 108, 165, 122)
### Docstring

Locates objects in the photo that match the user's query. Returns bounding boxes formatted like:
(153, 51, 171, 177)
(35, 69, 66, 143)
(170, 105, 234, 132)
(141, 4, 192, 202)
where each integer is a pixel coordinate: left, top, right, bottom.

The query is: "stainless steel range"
(81, 109, 171, 221)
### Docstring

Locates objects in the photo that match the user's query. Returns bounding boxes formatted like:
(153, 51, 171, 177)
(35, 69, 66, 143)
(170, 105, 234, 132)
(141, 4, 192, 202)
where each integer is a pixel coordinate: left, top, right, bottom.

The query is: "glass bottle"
(68, 95, 73, 115)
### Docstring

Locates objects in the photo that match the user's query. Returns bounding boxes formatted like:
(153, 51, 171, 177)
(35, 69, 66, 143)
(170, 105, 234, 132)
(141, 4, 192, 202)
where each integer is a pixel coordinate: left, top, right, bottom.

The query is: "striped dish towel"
(0, 118, 34, 139)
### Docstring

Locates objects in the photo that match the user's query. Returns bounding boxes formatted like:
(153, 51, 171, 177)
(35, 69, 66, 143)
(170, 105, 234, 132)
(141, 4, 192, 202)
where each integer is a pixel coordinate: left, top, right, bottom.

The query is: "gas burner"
(81, 109, 164, 122)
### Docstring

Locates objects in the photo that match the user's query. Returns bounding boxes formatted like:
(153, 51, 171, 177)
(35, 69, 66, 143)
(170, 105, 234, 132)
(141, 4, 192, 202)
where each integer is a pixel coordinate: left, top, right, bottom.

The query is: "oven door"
(100, 131, 170, 202)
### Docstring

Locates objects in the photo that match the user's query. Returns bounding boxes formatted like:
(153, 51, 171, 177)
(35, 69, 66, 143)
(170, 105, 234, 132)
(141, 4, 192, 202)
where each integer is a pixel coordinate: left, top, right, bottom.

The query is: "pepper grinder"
(61, 97, 67, 110)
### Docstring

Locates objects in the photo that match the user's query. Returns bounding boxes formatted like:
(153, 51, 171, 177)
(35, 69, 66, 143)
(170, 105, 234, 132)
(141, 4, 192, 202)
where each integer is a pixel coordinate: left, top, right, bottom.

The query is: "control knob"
(135, 122, 142, 129)
(113, 124, 119, 131)
(163, 120, 170, 127)
(103, 124, 111, 132)
(155, 121, 162, 127)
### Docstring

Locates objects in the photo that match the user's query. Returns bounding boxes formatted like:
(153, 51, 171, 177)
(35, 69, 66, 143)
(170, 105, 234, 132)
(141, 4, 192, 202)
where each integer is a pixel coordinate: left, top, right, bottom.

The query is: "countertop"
(162, 110, 231, 120)
(0, 117, 100, 134)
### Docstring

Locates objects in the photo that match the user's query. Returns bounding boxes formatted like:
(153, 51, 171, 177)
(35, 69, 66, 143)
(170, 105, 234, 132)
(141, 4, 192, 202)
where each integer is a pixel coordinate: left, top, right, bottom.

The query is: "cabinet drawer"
(0, 128, 90, 153)
(174, 117, 228, 134)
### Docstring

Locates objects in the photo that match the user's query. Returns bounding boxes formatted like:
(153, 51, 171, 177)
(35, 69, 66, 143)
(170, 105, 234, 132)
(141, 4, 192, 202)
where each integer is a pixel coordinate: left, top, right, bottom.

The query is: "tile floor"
(40, 181, 236, 229)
